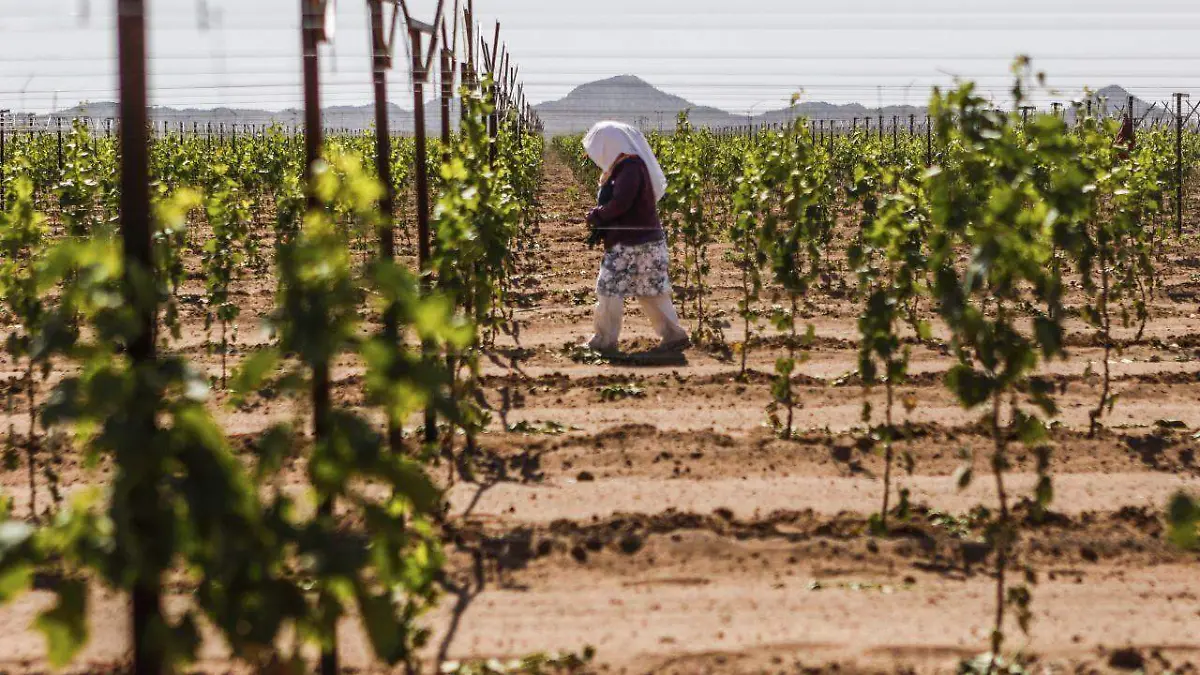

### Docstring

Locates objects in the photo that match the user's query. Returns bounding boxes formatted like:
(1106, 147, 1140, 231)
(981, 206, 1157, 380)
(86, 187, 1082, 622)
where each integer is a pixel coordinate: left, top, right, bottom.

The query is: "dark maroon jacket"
(586, 155, 665, 250)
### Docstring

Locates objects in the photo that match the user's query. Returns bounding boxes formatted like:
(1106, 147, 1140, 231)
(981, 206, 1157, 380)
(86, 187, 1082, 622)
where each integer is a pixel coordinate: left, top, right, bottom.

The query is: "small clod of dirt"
(570, 545, 588, 563)
(831, 440, 854, 463)
(1108, 647, 1146, 671)
(959, 541, 991, 566)
(618, 534, 644, 555)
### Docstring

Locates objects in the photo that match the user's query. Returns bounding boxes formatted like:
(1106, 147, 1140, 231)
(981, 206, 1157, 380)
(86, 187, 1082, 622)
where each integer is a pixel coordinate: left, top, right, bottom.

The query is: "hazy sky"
(3, 0, 1200, 114)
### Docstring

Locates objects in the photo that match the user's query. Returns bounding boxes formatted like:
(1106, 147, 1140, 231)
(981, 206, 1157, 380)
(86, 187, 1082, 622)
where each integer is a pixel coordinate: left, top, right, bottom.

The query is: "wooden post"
(117, 0, 164, 670)
(397, 0, 448, 448)
(486, 25, 500, 166)
(368, 0, 404, 454)
(440, 37, 454, 161)
(411, 27, 432, 294)
(299, 2, 336, 674)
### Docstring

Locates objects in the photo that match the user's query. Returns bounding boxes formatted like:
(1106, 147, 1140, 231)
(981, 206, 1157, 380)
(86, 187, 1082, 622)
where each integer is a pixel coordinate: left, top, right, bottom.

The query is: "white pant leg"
(637, 294, 689, 343)
(589, 295, 624, 350)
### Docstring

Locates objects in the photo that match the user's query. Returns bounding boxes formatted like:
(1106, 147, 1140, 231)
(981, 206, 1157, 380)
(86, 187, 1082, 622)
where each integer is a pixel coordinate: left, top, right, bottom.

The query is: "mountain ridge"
(28, 76, 1165, 136)
(532, 75, 1169, 134)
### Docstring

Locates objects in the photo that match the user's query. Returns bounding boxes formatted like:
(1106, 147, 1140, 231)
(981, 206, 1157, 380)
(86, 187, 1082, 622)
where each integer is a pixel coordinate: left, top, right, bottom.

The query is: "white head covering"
(582, 121, 668, 202)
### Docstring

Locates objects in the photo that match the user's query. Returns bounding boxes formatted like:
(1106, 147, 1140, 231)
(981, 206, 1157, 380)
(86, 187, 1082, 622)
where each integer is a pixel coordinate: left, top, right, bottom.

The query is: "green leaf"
(1034, 476, 1054, 508)
(0, 520, 36, 604)
(391, 460, 442, 515)
(358, 587, 405, 664)
(414, 296, 472, 349)
(35, 578, 88, 668)
(945, 365, 994, 408)
(0, 563, 32, 603)
(1033, 316, 1063, 358)
(167, 611, 203, 667)
(867, 513, 886, 536)
(254, 423, 296, 482)
(916, 321, 933, 341)
(229, 347, 281, 400)
(1166, 492, 1200, 550)
(1013, 411, 1048, 445)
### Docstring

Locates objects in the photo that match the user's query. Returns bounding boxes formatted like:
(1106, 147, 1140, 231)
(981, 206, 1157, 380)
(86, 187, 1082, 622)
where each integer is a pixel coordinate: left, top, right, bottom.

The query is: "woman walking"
(582, 121, 690, 354)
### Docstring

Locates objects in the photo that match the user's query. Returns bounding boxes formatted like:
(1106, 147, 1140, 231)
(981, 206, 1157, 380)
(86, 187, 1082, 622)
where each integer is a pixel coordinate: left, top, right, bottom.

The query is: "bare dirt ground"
(0, 150, 1199, 673)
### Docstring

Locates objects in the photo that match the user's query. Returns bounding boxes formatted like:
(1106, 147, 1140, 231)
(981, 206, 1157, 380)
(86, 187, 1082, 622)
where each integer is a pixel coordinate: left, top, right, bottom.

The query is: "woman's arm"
(587, 159, 643, 225)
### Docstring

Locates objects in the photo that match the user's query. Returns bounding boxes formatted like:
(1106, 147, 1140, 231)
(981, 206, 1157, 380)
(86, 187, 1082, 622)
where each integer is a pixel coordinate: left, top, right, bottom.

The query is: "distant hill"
(532, 76, 1173, 135)
(528, 73, 926, 134)
(27, 78, 1171, 136)
(1084, 85, 1172, 121)
(533, 75, 742, 134)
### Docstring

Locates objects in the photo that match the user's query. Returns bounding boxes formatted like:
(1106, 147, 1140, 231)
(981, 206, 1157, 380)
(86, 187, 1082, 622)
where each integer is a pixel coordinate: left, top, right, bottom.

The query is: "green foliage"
(153, 187, 203, 342)
(423, 81, 544, 477)
(0, 176, 53, 518)
(1065, 105, 1173, 435)
(2, 235, 313, 669)
(552, 135, 600, 189)
(0, 177, 49, 365)
(727, 135, 771, 375)
(258, 156, 458, 666)
(925, 60, 1077, 660)
(55, 121, 107, 239)
(0, 146, 468, 671)
(434, 84, 520, 335)
(201, 165, 253, 388)
(656, 114, 722, 344)
(757, 108, 835, 438)
(35, 577, 88, 667)
(1166, 492, 1200, 550)
(847, 138, 930, 529)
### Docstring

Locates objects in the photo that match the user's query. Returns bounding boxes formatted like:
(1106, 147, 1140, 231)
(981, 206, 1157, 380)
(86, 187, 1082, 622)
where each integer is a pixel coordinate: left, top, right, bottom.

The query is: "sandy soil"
(0, 151, 1198, 674)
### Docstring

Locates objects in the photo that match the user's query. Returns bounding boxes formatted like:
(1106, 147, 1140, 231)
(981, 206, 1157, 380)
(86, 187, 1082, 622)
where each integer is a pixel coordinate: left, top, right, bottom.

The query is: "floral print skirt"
(596, 239, 672, 298)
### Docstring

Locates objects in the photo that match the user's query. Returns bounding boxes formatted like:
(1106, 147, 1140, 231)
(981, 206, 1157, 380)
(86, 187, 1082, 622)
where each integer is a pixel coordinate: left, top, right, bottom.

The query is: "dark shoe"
(583, 339, 620, 357)
(654, 336, 691, 353)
